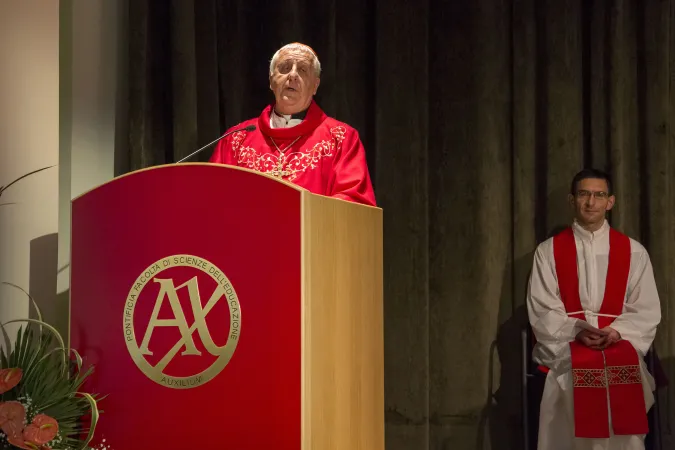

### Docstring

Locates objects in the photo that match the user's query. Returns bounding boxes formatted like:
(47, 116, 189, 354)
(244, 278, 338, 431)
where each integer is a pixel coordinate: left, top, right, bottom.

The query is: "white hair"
(269, 43, 322, 77)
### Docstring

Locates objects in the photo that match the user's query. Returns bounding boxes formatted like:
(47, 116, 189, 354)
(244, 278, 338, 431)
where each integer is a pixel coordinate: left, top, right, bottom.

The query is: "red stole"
(553, 227, 648, 438)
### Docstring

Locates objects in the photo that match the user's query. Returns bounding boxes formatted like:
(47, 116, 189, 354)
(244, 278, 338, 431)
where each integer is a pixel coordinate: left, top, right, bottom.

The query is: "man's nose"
(586, 195, 596, 206)
(288, 65, 299, 78)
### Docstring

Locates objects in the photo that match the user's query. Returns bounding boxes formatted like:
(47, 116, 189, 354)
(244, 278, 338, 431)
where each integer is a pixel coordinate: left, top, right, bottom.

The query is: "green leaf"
(2, 319, 66, 373)
(0, 165, 56, 198)
(77, 393, 100, 449)
(0, 282, 44, 323)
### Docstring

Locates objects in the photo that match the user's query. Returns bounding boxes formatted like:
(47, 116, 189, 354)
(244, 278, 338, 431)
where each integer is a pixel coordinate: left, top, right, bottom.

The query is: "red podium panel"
(70, 164, 302, 449)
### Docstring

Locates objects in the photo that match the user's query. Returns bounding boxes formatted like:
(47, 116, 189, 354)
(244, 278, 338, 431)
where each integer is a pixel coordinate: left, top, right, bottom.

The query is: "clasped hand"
(575, 327, 621, 350)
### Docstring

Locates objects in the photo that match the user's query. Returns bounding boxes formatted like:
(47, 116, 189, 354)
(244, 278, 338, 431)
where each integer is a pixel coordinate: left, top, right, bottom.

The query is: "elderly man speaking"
(209, 42, 376, 206)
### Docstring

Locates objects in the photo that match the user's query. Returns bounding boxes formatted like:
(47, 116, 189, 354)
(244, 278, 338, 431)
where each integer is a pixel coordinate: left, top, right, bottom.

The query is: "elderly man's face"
(269, 48, 320, 114)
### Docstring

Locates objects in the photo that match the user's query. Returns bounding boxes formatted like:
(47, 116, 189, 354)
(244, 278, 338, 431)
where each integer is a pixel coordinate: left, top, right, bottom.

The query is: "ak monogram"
(124, 255, 241, 389)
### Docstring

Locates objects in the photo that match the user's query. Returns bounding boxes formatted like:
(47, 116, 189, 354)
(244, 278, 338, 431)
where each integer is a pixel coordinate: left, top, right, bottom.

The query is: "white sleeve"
(609, 245, 661, 356)
(526, 240, 581, 373)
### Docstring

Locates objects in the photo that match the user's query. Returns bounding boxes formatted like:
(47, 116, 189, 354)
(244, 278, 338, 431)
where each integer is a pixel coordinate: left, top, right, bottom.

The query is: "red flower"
(7, 434, 52, 450)
(23, 414, 58, 445)
(0, 368, 22, 394)
(0, 400, 26, 439)
(1, 409, 57, 449)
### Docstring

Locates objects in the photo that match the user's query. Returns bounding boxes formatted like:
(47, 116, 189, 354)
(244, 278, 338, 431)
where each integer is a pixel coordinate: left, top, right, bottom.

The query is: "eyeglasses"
(575, 190, 609, 199)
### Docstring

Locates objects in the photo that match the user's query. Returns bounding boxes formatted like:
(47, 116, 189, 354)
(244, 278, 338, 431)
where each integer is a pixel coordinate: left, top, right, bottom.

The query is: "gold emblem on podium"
(123, 255, 241, 389)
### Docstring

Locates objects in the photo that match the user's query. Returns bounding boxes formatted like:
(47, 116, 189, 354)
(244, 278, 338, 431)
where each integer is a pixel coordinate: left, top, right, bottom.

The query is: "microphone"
(176, 125, 256, 163)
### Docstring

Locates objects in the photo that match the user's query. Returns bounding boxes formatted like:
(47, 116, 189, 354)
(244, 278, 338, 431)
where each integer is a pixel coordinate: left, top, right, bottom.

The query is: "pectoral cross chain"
(268, 135, 302, 179)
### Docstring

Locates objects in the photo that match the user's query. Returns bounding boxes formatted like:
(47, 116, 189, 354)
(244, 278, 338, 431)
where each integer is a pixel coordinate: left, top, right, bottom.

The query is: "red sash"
(553, 227, 648, 438)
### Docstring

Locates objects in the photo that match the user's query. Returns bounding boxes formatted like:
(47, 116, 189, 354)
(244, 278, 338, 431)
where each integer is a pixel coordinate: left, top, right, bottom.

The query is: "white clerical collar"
(270, 108, 305, 129)
(572, 219, 609, 241)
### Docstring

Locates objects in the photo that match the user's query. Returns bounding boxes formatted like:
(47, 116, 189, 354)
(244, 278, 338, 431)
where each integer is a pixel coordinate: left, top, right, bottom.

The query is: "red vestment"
(553, 227, 648, 438)
(209, 101, 376, 206)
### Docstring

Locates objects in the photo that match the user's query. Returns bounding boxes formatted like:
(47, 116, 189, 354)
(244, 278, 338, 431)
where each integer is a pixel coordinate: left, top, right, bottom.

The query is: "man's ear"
(313, 78, 320, 95)
(568, 193, 575, 208)
(606, 195, 616, 211)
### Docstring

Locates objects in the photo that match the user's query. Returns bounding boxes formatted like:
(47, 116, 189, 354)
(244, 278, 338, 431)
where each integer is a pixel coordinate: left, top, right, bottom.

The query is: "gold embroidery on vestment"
(232, 126, 346, 181)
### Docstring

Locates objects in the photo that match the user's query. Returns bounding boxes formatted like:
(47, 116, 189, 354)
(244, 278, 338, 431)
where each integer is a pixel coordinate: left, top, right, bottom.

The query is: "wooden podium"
(69, 164, 383, 450)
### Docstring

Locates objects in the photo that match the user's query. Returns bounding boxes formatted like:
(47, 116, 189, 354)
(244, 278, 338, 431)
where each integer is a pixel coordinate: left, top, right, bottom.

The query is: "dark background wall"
(124, 1, 675, 448)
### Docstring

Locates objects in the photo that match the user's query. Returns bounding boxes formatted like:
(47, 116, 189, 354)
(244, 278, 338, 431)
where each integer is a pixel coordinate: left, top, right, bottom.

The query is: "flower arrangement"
(1, 167, 102, 449)
(0, 283, 101, 450)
